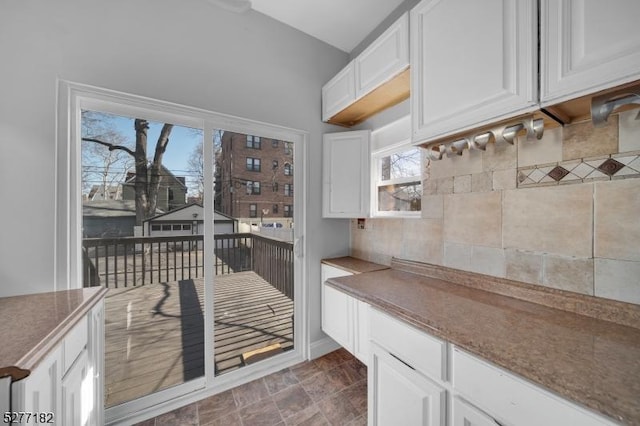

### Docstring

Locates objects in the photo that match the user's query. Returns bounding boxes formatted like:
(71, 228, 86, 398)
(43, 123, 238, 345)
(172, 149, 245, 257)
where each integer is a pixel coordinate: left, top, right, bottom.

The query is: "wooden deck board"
(104, 271, 293, 407)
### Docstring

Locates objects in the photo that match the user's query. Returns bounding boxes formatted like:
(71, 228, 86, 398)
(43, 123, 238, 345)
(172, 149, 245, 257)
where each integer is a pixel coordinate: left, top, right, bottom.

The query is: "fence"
(82, 233, 293, 299)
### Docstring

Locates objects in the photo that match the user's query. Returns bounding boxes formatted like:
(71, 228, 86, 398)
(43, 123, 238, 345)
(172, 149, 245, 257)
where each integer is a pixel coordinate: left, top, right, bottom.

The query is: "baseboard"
(308, 336, 341, 360)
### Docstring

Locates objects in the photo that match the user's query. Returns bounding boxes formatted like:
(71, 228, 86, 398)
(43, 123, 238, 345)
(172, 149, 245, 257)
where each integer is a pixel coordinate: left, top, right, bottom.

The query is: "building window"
(246, 135, 261, 149)
(249, 204, 257, 218)
(272, 139, 279, 147)
(246, 180, 261, 195)
(272, 204, 278, 214)
(172, 224, 182, 230)
(272, 160, 278, 170)
(246, 157, 261, 172)
(272, 182, 279, 192)
(151, 224, 161, 231)
(284, 142, 292, 155)
(182, 224, 191, 230)
(284, 163, 292, 176)
(162, 224, 171, 231)
(168, 188, 174, 201)
(284, 183, 293, 196)
(284, 205, 293, 217)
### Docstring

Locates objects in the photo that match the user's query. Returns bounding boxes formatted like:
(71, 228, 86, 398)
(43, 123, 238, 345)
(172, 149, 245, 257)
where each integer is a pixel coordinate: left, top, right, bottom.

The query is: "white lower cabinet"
(369, 342, 446, 426)
(12, 300, 104, 426)
(320, 264, 371, 364)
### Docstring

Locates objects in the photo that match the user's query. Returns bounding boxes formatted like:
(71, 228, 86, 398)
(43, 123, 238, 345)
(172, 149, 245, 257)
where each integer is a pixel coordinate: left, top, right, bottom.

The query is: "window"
(284, 183, 293, 197)
(182, 224, 191, 230)
(272, 204, 278, 214)
(246, 157, 261, 172)
(284, 163, 292, 176)
(272, 160, 278, 170)
(168, 188, 174, 201)
(284, 142, 292, 155)
(246, 135, 261, 149)
(249, 204, 257, 218)
(151, 224, 161, 231)
(172, 224, 182, 230)
(284, 205, 293, 217)
(246, 180, 261, 195)
(162, 224, 171, 231)
(272, 139, 279, 147)
(373, 145, 422, 216)
(272, 182, 279, 192)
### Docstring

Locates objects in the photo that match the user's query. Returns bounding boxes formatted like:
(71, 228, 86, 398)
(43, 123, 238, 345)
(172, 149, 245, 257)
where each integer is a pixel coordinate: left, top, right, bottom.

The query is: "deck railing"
(82, 233, 294, 299)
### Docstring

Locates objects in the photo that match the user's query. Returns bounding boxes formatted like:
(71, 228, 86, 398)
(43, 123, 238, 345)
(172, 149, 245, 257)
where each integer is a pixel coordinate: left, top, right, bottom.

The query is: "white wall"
(0, 0, 351, 344)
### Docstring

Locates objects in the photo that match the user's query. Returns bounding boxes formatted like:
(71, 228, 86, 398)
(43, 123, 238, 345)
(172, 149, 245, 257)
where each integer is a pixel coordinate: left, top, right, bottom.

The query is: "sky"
(82, 110, 204, 194)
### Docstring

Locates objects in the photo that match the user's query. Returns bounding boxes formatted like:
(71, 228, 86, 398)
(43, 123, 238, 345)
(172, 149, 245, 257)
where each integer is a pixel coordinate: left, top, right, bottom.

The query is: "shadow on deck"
(104, 272, 293, 408)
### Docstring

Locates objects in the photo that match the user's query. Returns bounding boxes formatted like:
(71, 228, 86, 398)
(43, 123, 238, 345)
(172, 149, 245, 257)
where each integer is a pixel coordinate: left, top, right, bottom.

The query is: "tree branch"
(82, 137, 135, 157)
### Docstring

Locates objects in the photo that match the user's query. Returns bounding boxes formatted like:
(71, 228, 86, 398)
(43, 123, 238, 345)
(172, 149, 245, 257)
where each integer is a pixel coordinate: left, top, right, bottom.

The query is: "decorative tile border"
(517, 152, 640, 188)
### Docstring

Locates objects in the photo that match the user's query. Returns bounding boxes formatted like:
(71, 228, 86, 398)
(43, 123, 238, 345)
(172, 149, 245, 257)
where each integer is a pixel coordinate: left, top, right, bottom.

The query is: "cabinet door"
(369, 343, 446, 426)
(61, 350, 90, 426)
(321, 283, 354, 352)
(88, 301, 104, 426)
(322, 131, 370, 218)
(541, 0, 640, 104)
(355, 12, 409, 98)
(353, 300, 370, 365)
(12, 347, 61, 423)
(452, 397, 500, 426)
(322, 61, 356, 121)
(411, 0, 537, 143)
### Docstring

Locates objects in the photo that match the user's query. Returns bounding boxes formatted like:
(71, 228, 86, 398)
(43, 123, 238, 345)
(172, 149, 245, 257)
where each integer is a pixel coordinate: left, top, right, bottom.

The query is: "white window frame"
(370, 115, 421, 218)
(56, 80, 309, 425)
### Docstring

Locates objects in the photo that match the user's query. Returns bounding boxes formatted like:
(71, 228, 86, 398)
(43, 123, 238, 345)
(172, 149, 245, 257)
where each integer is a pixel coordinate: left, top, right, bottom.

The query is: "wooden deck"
(104, 272, 294, 407)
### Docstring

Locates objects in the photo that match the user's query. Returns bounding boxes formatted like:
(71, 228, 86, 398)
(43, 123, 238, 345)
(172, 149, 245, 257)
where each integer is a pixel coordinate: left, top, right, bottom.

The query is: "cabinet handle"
(389, 352, 415, 370)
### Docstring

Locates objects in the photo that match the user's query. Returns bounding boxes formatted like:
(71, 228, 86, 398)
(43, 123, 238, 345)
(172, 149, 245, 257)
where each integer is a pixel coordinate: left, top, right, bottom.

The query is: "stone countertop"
(321, 256, 389, 274)
(326, 259, 640, 425)
(0, 287, 107, 381)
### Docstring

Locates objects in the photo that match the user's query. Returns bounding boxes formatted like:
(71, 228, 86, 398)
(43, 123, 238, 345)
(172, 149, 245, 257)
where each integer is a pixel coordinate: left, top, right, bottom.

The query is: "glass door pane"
(80, 110, 205, 407)
(212, 130, 295, 375)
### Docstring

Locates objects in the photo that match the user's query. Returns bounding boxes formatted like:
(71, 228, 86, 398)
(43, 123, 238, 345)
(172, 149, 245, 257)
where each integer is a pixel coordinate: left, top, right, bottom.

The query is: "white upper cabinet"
(322, 13, 410, 126)
(322, 130, 370, 218)
(322, 61, 356, 123)
(411, 0, 538, 144)
(355, 12, 409, 99)
(540, 0, 640, 105)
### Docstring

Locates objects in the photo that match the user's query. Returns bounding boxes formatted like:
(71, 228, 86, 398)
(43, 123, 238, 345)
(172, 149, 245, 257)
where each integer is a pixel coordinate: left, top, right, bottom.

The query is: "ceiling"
(250, 0, 406, 53)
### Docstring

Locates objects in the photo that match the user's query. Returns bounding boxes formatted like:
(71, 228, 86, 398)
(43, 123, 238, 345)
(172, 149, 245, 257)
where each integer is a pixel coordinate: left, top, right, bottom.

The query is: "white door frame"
(56, 80, 309, 425)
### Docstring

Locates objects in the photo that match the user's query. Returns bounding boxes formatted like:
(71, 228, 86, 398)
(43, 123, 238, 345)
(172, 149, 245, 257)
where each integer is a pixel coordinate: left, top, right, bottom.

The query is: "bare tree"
(82, 114, 173, 225)
(187, 139, 204, 201)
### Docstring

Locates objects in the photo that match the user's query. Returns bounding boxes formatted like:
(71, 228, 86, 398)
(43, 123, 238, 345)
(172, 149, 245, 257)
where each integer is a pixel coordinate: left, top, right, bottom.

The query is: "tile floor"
(134, 349, 367, 426)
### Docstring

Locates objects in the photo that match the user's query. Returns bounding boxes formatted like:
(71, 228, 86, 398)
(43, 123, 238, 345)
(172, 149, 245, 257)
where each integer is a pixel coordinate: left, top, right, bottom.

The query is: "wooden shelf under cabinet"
(327, 69, 410, 127)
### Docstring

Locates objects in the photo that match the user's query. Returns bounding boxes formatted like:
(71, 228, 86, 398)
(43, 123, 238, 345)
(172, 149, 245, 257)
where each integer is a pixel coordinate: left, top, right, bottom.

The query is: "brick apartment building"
(216, 131, 294, 222)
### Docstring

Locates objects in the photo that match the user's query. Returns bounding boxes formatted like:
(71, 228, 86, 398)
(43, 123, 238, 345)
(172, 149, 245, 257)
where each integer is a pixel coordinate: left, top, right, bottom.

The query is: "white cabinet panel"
(322, 131, 370, 218)
(353, 300, 370, 364)
(355, 12, 409, 98)
(321, 284, 354, 352)
(61, 350, 90, 426)
(411, 0, 537, 143)
(452, 347, 616, 426)
(370, 308, 447, 382)
(322, 61, 356, 122)
(369, 342, 446, 426)
(541, 0, 640, 104)
(452, 397, 499, 426)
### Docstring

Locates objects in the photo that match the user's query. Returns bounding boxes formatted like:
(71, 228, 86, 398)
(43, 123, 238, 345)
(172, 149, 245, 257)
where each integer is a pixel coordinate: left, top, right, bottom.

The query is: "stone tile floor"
(134, 348, 367, 426)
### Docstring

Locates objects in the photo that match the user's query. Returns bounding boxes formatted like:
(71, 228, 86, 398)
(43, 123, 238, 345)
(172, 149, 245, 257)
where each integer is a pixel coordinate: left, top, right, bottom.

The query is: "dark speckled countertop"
(326, 258, 640, 425)
(0, 287, 107, 381)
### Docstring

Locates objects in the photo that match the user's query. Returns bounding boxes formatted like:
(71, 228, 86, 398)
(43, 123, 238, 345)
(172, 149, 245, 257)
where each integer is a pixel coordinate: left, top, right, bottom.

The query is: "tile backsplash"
(351, 109, 640, 305)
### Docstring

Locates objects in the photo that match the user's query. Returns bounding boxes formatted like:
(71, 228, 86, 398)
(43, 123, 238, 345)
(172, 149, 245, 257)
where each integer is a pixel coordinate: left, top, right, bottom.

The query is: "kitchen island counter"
(327, 258, 640, 425)
(0, 287, 107, 381)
